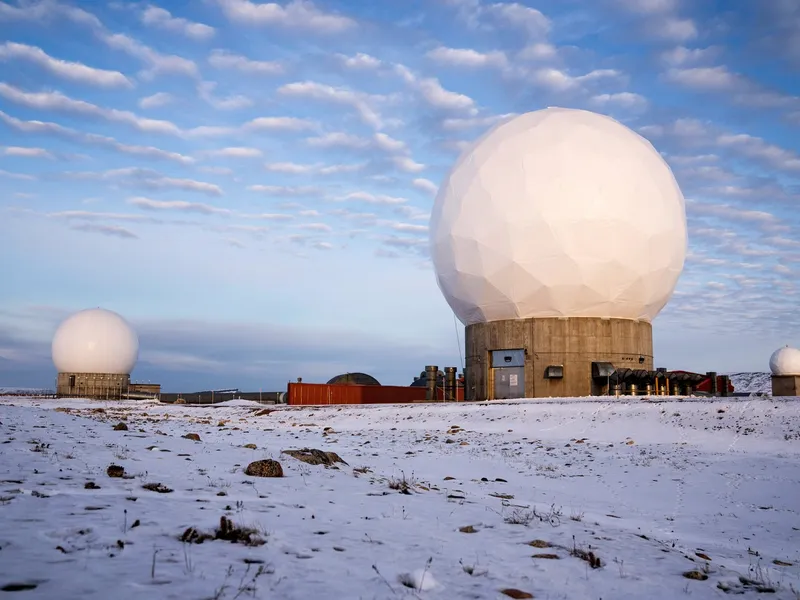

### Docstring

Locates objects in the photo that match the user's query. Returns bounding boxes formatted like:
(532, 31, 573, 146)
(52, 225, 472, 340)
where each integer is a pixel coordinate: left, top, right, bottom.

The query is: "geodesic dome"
(52, 308, 139, 375)
(326, 372, 381, 386)
(769, 346, 800, 376)
(430, 107, 687, 326)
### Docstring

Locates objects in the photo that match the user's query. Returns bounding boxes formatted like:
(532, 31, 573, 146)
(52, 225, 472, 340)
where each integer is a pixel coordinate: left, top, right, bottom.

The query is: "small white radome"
(769, 345, 800, 376)
(430, 107, 687, 326)
(51, 308, 139, 375)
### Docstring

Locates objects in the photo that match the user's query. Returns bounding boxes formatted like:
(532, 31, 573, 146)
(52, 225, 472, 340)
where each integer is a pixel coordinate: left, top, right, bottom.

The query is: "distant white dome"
(430, 107, 687, 326)
(769, 346, 800, 376)
(52, 308, 139, 375)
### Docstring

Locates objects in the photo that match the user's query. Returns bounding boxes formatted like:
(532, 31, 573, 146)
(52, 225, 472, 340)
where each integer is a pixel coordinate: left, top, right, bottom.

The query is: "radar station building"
(52, 308, 141, 399)
(770, 346, 800, 397)
(430, 108, 687, 400)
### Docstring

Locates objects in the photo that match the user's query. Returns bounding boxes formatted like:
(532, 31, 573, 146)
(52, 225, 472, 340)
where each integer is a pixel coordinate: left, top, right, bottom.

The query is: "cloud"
(426, 46, 508, 69)
(265, 162, 363, 175)
(138, 92, 174, 109)
(660, 45, 721, 66)
(44, 210, 159, 223)
(1, 146, 54, 159)
(197, 81, 253, 110)
(517, 42, 558, 61)
(643, 118, 800, 174)
(0, 2, 199, 79)
(247, 185, 322, 196)
(214, 0, 356, 33)
(99, 32, 198, 79)
(70, 222, 139, 239)
(204, 147, 263, 159)
(715, 134, 800, 172)
(127, 197, 230, 215)
(244, 116, 317, 132)
(590, 91, 648, 110)
(208, 49, 283, 75)
(395, 64, 477, 114)
(306, 132, 369, 149)
(440, 113, 516, 131)
(338, 192, 407, 206)
(0, 169, 36, 180)
(278, 81, 384, 129)
(223, 237, 246, 249)
(141, 5, 215, 40)
(305, 131, 411, 159)
(445, 0, 550, 39)
(614, 0, 696, 42)
(0, 42, 133, 88)
(297, 222, 332, 232)
(65, 167, 224, 196)
(0, 83, 182, 135)
(530, 67, 623, 93)
(415, 77, 477, 114)
(664, 66, 798, 109)
(388, 222, 428, 233)
(335, 52, 381, 70)
(412, 178, 438, 195)
(0, 110, 192, 164)
(391, 156, 426, 173)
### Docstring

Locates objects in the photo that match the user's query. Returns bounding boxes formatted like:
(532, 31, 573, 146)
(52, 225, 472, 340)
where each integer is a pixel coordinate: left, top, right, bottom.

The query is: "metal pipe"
(444, 367, 457, 402)
(425, 365, 438, 402)
(720, 375, 730, 397)
(707, 372, 718, 395)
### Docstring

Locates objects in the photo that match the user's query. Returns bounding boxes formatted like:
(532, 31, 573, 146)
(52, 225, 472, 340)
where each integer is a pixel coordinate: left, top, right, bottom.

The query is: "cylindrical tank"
(444, 367, 457, 402)
(425, 365, 438, 401)
(707, 372, 718, 395)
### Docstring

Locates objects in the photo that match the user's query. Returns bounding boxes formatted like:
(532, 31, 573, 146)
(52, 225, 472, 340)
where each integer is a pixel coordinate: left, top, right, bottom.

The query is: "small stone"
(113, 423, 128, 431)
(183, 433, 201, 441)
(243, 443, 257, 449)
(106, 465, 125, 478)
(501, 589, 534, 599)
(84, 482, 101, 489)
(459, 525, 477, 533)
(245, 459, 284, 478)
(683, 571, 708, 581)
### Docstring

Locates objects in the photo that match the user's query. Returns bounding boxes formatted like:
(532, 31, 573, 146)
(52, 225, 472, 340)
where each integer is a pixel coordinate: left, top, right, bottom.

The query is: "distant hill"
(727, 372, 772, 395)
(0, 387, 54, 396)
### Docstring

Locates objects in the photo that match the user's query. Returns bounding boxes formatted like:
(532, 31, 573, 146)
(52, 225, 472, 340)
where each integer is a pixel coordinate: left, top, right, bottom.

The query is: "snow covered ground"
(0, 396, 798, 600)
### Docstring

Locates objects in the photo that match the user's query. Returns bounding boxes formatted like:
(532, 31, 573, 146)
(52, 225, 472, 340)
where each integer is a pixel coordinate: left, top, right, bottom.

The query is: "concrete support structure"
(465, 317, 653, 400)
(771, 375, 800, 397)
(56, 372, 130, 399)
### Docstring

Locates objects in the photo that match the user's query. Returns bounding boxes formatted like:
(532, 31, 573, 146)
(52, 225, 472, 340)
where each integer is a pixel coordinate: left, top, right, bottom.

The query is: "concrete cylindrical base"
(56, 372, 130, 399)
(465, 317, 654, 400)
(772, 375, 800, 396)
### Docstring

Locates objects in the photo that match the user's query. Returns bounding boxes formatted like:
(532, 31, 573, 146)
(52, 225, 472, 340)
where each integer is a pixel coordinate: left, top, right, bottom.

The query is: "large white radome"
(430, 107, 688, 326)
(52, 308, 139, 375)
(769, 346, 800, 376)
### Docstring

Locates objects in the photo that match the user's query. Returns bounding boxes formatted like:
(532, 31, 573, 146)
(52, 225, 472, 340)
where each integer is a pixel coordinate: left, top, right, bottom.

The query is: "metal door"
(493, 366, 525, 399)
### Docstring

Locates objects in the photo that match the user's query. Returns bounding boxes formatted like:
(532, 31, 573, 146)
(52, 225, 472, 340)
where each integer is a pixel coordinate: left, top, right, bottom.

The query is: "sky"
(0, 0, 799, 392)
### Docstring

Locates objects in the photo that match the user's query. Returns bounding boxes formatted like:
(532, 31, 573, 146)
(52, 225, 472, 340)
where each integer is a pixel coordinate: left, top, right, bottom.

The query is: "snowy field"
(0, 396, 798, 600)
